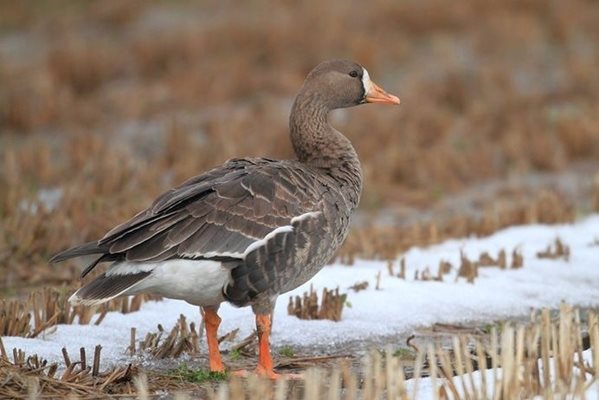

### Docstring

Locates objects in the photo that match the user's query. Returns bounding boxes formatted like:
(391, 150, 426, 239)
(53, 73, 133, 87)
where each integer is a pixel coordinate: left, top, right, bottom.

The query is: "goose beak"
(365, 82, 400, 105)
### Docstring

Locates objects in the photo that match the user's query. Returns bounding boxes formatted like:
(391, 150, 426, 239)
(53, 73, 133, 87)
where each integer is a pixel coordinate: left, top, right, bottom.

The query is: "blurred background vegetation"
(1, 0, 598, 292)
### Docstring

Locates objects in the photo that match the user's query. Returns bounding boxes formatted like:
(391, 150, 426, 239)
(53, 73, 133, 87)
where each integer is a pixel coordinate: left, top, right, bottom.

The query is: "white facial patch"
(361, 67, 373, 95)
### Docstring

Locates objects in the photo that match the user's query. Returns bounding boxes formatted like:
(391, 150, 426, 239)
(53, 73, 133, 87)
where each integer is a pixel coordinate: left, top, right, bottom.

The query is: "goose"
(50, 59, 399, 379)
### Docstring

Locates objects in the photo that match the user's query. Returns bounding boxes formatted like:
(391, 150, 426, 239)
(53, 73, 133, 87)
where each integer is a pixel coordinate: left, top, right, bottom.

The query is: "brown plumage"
(50, 59, 400, 378)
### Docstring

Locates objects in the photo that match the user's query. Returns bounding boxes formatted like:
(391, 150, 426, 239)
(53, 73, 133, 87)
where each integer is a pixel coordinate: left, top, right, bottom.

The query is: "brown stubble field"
(1, 0, 599, 397)
(1, 0, 598, 292)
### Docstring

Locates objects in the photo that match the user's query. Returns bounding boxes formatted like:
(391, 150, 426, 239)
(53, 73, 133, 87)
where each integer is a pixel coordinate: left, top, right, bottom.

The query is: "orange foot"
(258, 369, 304, 380)
(232, 368, 303, 380)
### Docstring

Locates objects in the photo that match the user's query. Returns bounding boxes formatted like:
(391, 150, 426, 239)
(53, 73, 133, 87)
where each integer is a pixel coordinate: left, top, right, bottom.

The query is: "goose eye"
(349, 70, 359, 78)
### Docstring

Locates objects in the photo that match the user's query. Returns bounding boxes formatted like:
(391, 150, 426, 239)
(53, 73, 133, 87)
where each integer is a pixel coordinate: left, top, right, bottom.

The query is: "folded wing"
(50, 158, 327, 277)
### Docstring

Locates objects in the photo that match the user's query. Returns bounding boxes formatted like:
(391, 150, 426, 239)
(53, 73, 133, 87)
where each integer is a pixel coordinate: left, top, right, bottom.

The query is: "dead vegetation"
(0, 338, 137, 399)
(287, 286, 347, 322)
(456, 251, 478, 283)
(0, 287, 161, 337)
(206, 304, 599, 399)
(340, 189, 578, 263)
(135, 314, 200, 359)
(396, 235, 567, 285)
(5, 304, 596, 399)
(1, 0, 598, 293)
(477, 251, 507, 269)
(537, 237, 571, 261)
(348, 281, 369, 292)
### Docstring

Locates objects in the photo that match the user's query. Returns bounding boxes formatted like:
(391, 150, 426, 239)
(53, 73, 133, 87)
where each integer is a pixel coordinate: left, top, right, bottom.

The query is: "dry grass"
(340, 188, 576, 263)
(3, 304, 597, 399)
(192, 304, 599, 399)
(287, 286, 347, 322)
(1, 0, 598, 291)
(537, 237, 570, 260)
(386, 234, 568, 285)
(0, 287, 161, 337)
(0, 338, 137, 398)
(135, 314, 200, 359)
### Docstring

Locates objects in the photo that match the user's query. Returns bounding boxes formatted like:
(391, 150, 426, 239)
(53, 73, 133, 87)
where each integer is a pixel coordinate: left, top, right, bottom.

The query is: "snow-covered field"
(3, 215, 599, 371)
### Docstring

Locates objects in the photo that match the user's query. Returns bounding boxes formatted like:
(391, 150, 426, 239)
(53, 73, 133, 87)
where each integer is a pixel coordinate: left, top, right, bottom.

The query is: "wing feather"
(53, 158, 327, 275)
(108, 211, 188, 253)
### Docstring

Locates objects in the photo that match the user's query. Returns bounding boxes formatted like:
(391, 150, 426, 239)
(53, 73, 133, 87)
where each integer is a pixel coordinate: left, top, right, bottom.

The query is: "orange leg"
(255, 313, 278, 379)
(230, 313, 303, 380)
(202, 307, 225, 372)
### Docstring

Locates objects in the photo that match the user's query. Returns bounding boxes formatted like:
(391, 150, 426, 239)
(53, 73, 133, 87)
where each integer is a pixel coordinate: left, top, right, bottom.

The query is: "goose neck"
(289, 92, 358, 168)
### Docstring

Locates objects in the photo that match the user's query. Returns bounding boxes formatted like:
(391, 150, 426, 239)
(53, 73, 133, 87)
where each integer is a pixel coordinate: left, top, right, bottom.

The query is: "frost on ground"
(3, 215, 599, 370)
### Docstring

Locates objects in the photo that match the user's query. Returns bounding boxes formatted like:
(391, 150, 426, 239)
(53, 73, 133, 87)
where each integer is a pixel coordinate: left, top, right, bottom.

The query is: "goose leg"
(201, 306, 225, 372)
(255, 313, 277, 378)
(230, 313, 277, 379)
(253, 313, 303, 379)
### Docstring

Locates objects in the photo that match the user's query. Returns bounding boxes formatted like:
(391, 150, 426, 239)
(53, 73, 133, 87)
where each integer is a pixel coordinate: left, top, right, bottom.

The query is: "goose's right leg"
(201, 307, 225, 372)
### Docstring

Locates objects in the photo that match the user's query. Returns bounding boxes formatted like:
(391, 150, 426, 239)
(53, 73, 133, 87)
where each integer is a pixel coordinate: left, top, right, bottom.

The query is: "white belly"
(110, 259, 231, 306)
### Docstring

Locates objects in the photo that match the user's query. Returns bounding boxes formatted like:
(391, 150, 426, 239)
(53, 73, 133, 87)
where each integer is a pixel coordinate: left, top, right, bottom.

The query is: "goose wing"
(51, 158, 327, 276)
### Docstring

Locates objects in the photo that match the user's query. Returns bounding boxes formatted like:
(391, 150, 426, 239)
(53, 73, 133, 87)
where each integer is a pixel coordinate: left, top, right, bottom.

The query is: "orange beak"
(365, 82, 400, 105)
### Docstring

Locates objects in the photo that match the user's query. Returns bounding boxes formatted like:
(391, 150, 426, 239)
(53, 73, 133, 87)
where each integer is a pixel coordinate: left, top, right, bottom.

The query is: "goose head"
(301, 59, 400, 110)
